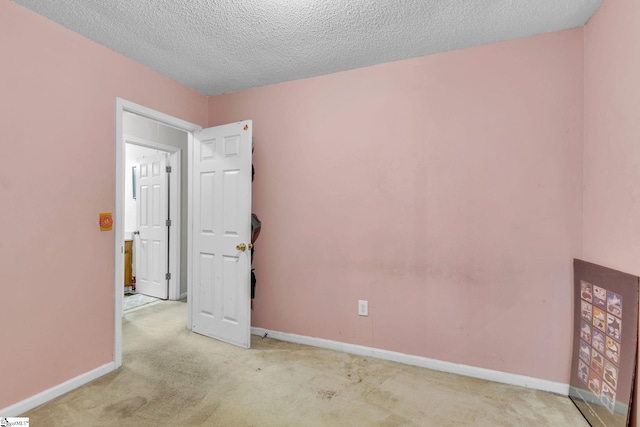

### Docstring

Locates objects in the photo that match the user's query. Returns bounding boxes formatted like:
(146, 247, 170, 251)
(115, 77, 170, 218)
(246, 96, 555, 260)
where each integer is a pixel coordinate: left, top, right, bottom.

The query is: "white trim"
(119, 99, 202, 134)
(114, 100, 125, 368)
(250, 328, 569, 396)
(186, 132, 194, 331)
(0, 362, 115, 417)
(169, 150, 181, 301)
(115, 98, 201, 370)
(180, 292, 188, 300)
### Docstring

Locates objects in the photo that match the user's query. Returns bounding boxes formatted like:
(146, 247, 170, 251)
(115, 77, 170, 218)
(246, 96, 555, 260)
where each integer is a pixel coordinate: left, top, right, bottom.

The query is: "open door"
(191, 121, 252, 348)
(135, 152, 169, 300)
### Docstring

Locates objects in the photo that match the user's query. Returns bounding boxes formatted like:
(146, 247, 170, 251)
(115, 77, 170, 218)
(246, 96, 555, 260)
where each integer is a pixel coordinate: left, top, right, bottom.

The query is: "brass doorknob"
(236, 243, 246, 251)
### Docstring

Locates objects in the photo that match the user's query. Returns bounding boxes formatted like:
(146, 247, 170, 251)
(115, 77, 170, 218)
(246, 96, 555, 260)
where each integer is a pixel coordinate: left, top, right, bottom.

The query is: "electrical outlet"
(358, 300, 368, 316)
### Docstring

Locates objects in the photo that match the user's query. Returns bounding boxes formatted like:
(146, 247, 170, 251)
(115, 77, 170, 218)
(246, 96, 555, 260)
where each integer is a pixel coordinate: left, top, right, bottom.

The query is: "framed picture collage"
(570, 260, 639, 427)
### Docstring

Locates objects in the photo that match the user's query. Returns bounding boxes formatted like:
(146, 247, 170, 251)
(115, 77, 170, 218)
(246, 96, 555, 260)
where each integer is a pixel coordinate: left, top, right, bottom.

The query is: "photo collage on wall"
(577, 280, 623, 413)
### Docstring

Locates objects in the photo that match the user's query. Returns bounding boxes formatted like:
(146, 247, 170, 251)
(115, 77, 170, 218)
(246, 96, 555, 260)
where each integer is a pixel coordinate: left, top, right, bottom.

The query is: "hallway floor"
(123, 292, 162, 311)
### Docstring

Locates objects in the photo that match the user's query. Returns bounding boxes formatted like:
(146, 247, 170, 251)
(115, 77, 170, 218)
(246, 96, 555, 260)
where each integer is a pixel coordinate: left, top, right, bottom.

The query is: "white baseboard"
(251, 327, 569, 396)
(179, 292, 188, 300)
(0, 362, 116, 417)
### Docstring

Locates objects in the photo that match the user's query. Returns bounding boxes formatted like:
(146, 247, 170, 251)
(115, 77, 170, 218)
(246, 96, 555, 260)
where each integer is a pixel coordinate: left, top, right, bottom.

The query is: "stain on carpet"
(102, 396, 148, 419)
(317, 389, 337, 400)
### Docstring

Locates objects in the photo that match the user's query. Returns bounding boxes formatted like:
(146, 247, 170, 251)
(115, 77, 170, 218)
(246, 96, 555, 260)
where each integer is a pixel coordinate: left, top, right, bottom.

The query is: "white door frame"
(115, 98, 201, 368)
(125, 135, 181, 300)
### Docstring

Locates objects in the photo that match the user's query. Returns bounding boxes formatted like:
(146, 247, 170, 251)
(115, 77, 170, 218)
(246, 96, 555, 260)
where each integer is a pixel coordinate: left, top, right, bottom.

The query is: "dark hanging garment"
(250, 213, 261, 300)
(251, 213, 262, 258)
(251, 269, 256, 299)
(251, 213, 261, 242)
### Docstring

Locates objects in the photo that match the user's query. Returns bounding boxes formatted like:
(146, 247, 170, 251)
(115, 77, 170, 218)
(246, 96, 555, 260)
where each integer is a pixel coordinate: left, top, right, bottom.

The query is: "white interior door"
(191, 121, 252, 348)
(136, 152, 169, 299)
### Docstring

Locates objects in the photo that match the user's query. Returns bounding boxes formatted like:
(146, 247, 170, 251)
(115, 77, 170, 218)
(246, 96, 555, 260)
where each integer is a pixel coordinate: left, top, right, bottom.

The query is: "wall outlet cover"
(358, 300, 368, 316)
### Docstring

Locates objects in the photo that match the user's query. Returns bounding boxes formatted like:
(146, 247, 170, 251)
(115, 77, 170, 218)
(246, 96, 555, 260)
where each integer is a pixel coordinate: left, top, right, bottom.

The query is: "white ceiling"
(13, 0, 602, 96)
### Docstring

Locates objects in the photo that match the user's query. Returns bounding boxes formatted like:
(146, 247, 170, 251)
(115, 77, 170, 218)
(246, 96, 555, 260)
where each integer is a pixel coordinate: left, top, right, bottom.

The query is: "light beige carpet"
(25, 300, 588, 426)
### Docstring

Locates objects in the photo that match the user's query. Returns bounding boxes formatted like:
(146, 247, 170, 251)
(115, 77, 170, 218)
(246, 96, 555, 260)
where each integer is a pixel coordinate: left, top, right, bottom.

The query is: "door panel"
(192, 121, 252, 348)
(136, 153, 169, 299)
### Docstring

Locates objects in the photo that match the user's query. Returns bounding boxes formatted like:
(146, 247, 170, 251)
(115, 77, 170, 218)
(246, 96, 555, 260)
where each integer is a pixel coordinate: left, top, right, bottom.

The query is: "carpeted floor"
(25, 301, 589, 426)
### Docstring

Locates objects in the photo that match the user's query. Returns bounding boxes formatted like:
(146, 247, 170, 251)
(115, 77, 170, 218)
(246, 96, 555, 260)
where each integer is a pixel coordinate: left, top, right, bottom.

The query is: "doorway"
(114, 99, 253, 368)
(124, 139, 180, 301)
(115, 99, 201, 368)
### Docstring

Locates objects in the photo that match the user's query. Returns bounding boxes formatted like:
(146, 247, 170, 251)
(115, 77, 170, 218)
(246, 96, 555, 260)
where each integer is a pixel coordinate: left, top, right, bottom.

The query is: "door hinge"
(166, 166, 172, 173)
(166, 219, 172, 227)
(166, 272, 171, 280)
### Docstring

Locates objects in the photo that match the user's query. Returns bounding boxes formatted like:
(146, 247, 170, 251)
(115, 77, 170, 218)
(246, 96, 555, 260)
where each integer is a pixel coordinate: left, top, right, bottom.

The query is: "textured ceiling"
(13, 0, 602, 96)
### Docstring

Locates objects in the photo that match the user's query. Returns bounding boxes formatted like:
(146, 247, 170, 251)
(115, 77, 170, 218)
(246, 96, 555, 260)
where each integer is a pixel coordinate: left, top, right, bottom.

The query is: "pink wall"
(583, 0, 640, 424)
(583, 1, 640, 276)
(0, 1, 207, 409)
(210, 29, 584, 383)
